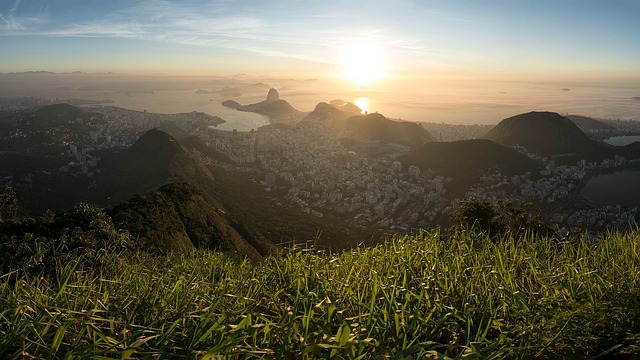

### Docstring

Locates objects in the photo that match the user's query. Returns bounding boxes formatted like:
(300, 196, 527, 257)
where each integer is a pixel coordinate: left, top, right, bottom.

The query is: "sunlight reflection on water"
(356, 98, 368, 114)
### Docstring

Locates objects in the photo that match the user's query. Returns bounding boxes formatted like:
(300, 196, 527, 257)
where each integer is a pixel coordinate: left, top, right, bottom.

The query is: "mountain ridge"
(332, 113, 433, 146)
(399, 139, 542, 195)
(109, 182, 264, 260)
(484, 111, 618, 162)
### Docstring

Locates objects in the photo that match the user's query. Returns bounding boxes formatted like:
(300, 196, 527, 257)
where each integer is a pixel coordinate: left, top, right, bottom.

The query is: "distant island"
(222, 88, 303, 122)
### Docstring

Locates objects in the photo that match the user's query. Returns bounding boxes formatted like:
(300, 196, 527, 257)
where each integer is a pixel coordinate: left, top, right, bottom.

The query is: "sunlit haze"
(1, 0, 640, 123)
(340, 41, 386, 88)
(356, 98, 369, 114)
(4, 3, 640, 355)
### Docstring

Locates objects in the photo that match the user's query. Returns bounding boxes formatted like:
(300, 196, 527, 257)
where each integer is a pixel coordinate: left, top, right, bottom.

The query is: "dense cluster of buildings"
(196, 118, 637, 232)
(0, 97, 56, 109)
(2, 100, 638, 233)
(56, 107, 223, 174)
(200, 122, 450, 228)
(466, 153, 639, 232)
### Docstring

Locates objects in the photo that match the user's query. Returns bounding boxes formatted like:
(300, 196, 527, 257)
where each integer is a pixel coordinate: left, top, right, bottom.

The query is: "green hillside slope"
(2, 229, 639, 358)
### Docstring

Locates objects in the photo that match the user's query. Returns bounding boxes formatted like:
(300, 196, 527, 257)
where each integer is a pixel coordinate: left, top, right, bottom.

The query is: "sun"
(340, 41, 385, 88)
(356, 98, 369, 114)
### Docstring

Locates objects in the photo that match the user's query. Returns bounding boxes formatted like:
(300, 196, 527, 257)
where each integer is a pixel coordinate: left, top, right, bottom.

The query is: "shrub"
(449, 197, 554, 240)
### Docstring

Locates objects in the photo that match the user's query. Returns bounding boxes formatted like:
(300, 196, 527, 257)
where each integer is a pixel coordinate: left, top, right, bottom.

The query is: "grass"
(1, 229, 640, 359)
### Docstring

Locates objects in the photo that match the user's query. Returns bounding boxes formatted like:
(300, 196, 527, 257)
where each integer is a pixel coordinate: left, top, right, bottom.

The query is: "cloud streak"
(3, 0, 637, 80)
(0, 0, 47, 31)
(0, 0, 431, 67)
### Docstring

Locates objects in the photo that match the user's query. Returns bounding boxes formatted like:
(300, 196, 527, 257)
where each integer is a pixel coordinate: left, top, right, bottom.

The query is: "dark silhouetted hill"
(222, 88, 301, 120)
(109, 182, 263, 260)
(333, 113, 433, 146)
(0, 153, 64, 176)
(303, 100, 364, 123)
(620, 142, 640, 159)
(32, 103, 94, 120)
(221, 100, 241, 109)
(97, 128, 216, 205)
(303, 102, 353, 122)
(565, 114, 616, 140)
(179, 135, 233, 163)
(484, 111, 617, 161)
(399, 139, 542, 195)
(25, 104, 103, 133)
(7, 128, 219, 214)
(253, 99, 299, 119)
(566, 115, 613, 132)
(0, 104, 103, 156)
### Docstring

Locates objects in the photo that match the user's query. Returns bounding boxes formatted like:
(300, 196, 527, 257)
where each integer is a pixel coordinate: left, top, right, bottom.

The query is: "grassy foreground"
(2, 230, 640, 359)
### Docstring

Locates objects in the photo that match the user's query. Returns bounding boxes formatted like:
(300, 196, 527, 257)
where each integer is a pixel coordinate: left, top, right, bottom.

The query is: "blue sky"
(1, 0, 639, 82)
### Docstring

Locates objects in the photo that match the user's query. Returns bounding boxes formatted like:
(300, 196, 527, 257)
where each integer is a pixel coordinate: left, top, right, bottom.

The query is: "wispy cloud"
(0, 0, 47, 31)
(3, 0, 21, 29)
(0, 0, 433, 67)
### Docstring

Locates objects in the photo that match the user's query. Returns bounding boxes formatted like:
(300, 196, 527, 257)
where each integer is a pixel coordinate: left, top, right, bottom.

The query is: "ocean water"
(580, 170, 640, 207)
(101, 80, 640, 127)
(604, 135, 640, 146)
(103, 89, 271, 132)
(2, 74, 639, 127)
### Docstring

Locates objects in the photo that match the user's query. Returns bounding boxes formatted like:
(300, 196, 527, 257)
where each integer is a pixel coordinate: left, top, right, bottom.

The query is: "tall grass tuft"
(1, 229, 640, 358)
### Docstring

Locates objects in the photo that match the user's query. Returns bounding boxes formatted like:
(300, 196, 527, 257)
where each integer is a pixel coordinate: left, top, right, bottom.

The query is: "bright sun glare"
(356, 98, 369, 114)
(340, 41, 385, 88)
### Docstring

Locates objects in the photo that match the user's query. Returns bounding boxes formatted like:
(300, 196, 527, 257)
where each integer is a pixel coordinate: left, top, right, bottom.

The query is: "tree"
(0, 186, 18, 222)
(0, 202, 131, 276)
(449, 197, 503, 236)
(449, 197, 554, 239)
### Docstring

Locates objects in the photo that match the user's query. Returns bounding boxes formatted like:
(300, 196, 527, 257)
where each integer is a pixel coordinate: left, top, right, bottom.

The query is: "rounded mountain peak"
(129, 128, 184, 157)
(266, 88, 280, 102)
(484, 111, 616, 160)
(486, 111, 583, 144)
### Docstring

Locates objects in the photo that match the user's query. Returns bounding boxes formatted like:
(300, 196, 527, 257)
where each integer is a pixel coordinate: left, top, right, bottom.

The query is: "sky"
(1, 0, 640, 84)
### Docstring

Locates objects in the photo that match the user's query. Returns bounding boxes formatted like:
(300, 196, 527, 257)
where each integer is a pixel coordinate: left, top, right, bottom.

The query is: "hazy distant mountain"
(484, 111, 617, 161)
(304, 102, 353, 121)
(26, 103, 102, 132)
(565, 115, 615, 139)
(266, 88, 280, 102)
(332, 113, 433, 146)
(222, 88, 302, 121)
(399, 139, 542, 194)
(303, 107, 432, 146)
(255, 100, 300, 119)
(565, 115, 613, 131)
(329, 99, 363, 114)
(0, 70, 92, 75)
(1, 70, 56, 75)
